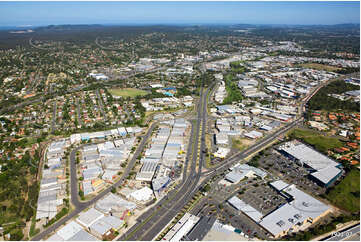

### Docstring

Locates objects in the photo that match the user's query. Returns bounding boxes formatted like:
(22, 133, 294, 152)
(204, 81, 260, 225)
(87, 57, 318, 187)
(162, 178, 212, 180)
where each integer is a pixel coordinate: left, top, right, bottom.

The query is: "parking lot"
(238, 182, 287, 215)
(223, 202, 269, 240)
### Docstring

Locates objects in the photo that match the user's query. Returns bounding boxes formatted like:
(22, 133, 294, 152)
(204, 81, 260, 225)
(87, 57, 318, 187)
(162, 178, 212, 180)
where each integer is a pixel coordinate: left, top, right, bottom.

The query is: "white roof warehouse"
(278, 141, 343, 187)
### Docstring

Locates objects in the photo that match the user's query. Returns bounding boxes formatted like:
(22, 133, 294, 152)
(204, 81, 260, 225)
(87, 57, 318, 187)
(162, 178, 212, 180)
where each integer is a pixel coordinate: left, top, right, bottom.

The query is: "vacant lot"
(326, 169, 360, 213)
(288, 128, 342, 153)
(297, 63, 341, 72)
(232, 138, 252, 151)
(109, 88, 148, 98)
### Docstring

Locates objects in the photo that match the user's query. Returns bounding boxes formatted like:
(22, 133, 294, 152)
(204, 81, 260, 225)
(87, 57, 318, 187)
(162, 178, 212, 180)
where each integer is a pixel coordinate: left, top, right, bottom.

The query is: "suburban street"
(50, 101, 57, 133)
(95, 89, 107, 122)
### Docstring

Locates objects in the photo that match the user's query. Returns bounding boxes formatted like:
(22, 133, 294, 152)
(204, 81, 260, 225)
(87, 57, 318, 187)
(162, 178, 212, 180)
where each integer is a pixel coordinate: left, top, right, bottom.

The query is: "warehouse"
(67, 229, 99, 241)
(136, 161, 158, 181)
(278, 141, 343, 187)
(95, 193, 136, 215)
(89, 216, 124, 239)
(76, 208, 104, 228)
(215, 133, 229, 145)
(128, 187, 154, 203)
(56, 221, 83, 241)
(244, 130, 263, 139)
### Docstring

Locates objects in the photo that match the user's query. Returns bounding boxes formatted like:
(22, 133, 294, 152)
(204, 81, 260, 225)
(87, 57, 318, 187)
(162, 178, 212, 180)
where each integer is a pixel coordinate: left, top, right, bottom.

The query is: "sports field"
(109, 88, 148, 97)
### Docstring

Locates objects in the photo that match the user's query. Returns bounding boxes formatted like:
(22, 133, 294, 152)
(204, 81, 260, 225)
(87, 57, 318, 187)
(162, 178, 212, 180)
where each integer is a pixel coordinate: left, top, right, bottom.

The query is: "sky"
(0, 1, 359, 26)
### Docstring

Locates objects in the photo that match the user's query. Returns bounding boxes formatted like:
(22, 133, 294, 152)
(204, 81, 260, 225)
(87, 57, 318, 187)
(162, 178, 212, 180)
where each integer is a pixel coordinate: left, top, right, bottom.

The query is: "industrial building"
(36, 140, 69, 221)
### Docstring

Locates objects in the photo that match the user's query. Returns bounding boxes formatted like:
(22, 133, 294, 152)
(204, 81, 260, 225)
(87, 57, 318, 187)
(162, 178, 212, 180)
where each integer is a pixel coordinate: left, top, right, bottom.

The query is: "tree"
(111, 187, 116, 193)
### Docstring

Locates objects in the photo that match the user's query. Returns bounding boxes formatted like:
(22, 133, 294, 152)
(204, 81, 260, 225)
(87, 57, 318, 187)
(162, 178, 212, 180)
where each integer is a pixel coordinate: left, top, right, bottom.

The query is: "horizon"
(0, 1, 360, 26)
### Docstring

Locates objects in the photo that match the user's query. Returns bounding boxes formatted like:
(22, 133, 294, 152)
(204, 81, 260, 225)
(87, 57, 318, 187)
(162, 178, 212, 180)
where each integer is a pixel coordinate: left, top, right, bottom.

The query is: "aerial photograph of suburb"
(0, 1, 359, 241)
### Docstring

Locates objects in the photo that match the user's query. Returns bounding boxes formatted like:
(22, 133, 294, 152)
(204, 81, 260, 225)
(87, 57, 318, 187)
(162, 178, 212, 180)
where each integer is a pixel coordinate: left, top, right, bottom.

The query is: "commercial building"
(259, 180, 331, 238)
(278, 141, 343, 187)
(225, 163, 268, 184)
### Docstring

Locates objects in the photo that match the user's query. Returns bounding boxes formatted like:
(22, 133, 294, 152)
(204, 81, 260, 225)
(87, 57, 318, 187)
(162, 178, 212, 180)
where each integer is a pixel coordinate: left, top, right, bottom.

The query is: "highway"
(31, 122, 157, 241)
(118, 81, 212, 241)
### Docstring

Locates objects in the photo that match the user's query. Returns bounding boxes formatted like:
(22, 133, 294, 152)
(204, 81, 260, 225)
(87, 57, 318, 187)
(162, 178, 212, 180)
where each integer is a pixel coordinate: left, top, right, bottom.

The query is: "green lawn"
(288, 128, 342, 153)
(326, 169, 360, 213)
(108, 88, 148, 98)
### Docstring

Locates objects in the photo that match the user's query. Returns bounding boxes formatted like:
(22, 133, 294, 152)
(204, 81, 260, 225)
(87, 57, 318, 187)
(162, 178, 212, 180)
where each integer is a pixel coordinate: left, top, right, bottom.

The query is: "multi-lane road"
(118, 83, 211, 241)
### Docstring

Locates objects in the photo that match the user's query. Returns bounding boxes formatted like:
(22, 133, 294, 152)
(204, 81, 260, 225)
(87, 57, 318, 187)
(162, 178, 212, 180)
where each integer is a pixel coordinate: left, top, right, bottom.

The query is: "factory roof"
(100, 216, 124, 229)
(57, 221, 83, 241)
(90, 219, 112, 236)
(140, 161, 158, 173)
(225, 170, 246, 183)
(152, 176, 171, 192)
(46, 233, 64, 241)
(310, 166, 342, 185)
(129, 187, 153, 202)
(95, 193, 136, 213)
(76, 208, 104, 228)
(68, 229, 99, 241)
(259, 203, 305, 237)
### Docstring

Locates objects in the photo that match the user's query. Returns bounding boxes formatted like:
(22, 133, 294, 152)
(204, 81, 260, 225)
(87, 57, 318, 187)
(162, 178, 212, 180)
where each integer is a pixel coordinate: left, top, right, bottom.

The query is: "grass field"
(288, 128, 343, 153)
(297, 63, 341, 72)
(232, 138, 251, 152)
(326, 169, 360, 213)
(108, 88, 148, 98)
